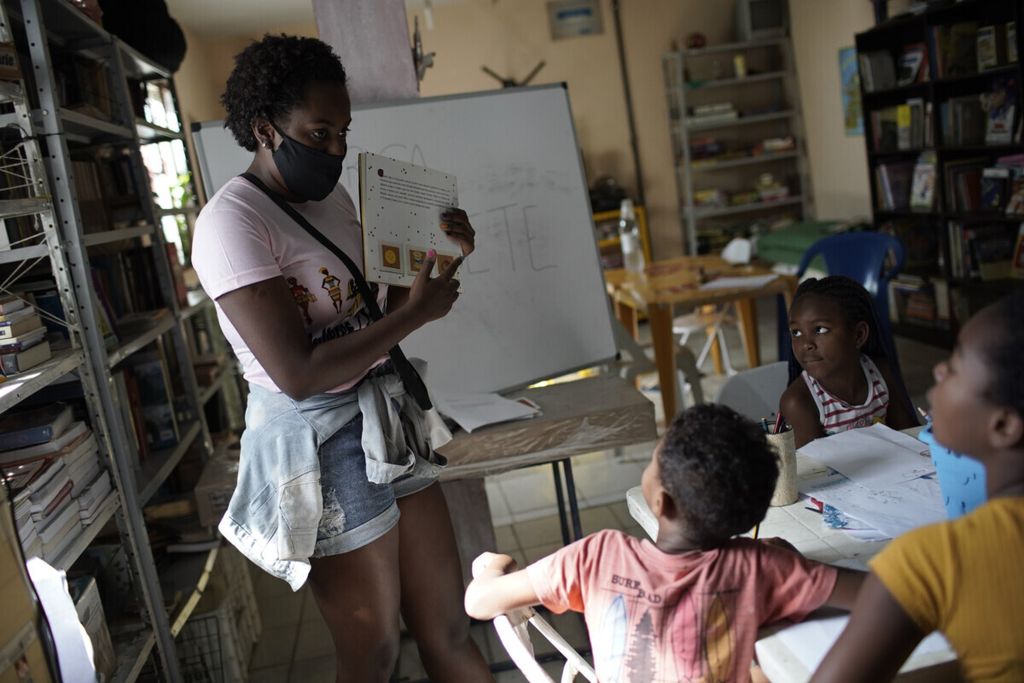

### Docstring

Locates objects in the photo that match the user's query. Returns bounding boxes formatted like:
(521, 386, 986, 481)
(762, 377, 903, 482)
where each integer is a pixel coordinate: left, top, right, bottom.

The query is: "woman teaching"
(191, 35, 493, 681)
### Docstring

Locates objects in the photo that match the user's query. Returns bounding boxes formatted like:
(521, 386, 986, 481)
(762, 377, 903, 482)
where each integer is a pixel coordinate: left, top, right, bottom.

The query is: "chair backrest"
(493, 607, 597, 683)
(796, 231, 905, 325)
(714, 361, 789, 422)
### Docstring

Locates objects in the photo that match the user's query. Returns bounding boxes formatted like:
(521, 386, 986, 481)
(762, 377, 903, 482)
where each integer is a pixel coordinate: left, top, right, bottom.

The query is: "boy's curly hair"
(985, 287, 1024, 418)
(221, 34, 347, 152)
(659, 404, 779, 548)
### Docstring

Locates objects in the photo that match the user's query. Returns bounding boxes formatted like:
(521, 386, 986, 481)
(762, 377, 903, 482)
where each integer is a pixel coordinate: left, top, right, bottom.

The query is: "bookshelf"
(856, 0, 1024, 347)
(0, 1, 241, 680)
(663, 35, 813, 255)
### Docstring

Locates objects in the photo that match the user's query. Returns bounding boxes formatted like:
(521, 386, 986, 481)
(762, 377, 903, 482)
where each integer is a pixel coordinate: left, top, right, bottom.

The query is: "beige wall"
(406, 0, 736, 258)
(173, 1, 895, 255)
(789, 0, 874, 221)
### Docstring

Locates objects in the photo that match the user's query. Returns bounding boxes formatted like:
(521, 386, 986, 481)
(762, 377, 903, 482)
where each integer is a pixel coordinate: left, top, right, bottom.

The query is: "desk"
(605, 257, 797, 420)
(625, 428, 960, 682)
(438, 375, 658, 581)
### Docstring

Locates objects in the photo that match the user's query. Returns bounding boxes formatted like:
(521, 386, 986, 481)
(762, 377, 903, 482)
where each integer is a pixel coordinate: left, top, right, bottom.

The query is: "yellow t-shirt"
(870, 497, 1024, 682)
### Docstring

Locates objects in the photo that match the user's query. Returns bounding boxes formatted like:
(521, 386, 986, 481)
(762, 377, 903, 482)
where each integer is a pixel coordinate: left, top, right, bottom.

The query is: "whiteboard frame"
(190, 84, 620, 393)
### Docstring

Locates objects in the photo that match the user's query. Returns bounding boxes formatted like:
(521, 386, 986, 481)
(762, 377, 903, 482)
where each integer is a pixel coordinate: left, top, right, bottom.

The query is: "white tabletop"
(624, 426, 961, 682)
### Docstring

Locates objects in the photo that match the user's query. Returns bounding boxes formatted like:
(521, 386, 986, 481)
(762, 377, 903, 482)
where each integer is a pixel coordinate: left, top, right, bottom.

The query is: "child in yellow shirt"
(811, 288, 1024, 682)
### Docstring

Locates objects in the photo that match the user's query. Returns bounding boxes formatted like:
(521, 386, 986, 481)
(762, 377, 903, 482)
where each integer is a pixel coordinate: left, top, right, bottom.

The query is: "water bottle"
(618, 199, 645, 272)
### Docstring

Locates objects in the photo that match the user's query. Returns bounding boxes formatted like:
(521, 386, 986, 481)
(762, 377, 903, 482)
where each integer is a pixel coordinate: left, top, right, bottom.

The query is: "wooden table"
(605, 257, 797, 420)
(437, 375, 658, 585)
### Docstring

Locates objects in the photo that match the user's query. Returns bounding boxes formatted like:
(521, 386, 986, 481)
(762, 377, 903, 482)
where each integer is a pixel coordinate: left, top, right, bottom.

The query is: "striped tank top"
(802, 355, 889, 435)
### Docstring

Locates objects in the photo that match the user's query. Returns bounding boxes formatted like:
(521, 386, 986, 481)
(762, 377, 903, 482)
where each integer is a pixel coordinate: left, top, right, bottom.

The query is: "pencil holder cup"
(767, 428, 798, 507)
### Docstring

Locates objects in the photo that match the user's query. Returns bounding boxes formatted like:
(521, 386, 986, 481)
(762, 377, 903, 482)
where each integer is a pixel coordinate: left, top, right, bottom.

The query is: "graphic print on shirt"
(702, 593, 734, 683)
(625, 610, 658, 682)
(287, 277, 317, 325)
(595, 595, 628, 682)
(672, 592, 703, 679)
(319, 267, 344, 313)
(345, 278, 364, 317)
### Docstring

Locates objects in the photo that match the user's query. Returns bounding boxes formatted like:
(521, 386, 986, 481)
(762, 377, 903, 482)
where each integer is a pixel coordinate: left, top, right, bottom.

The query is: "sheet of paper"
(699, 274, 778, 290)
(800, 424, 933, 489)
(800, 469, 945, 539)
(435, 392, 540, 433)
(765, 614, 953, 676)
(359, 152, 459, 287)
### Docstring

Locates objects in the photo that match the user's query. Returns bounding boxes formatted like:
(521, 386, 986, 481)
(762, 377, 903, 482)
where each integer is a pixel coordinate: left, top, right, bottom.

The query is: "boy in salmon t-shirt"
(465, 404, 864, 682)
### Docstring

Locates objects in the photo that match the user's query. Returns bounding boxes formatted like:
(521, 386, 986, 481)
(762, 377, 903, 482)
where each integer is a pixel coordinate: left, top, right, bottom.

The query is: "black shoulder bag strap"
(240, 172, 433, 410)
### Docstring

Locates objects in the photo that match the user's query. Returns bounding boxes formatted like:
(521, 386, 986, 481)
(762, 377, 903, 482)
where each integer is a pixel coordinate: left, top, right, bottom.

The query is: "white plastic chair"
(673, 237, 753, 376)
(673, 303, 738, 376)
(493, 607, 597, 683)
(611, 318, 704, 408)
(713, 361, 789, 422)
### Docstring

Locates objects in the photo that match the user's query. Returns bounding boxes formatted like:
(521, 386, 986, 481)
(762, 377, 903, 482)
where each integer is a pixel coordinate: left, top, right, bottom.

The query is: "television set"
(735, 0, 788, 41)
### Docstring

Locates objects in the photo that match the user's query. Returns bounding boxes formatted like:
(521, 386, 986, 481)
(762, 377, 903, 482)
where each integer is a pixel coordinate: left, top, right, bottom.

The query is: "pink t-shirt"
(527, 530, 837, 683)
(191, 176, 387, 393)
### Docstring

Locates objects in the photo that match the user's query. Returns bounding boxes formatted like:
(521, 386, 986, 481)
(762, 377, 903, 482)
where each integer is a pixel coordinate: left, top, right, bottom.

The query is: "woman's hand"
(441, 208, 475, 256)
(407, 250, 462, 325)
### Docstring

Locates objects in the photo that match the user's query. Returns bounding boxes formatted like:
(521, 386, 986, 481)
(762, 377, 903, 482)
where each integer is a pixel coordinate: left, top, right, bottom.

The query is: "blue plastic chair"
(777, 231, 906, 375)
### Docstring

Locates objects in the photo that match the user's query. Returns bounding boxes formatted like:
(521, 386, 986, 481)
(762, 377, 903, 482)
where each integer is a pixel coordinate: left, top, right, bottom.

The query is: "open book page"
(359, 152, 459, 287)
(434, 392, 540, 433)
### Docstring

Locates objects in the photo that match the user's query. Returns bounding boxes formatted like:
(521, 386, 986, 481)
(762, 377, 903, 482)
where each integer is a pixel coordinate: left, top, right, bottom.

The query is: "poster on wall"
(839, 46, 863, 136)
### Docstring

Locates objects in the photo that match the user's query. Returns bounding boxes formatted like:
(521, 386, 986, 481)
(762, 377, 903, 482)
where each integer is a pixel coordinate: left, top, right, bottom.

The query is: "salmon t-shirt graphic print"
(526, 530, 837, 683)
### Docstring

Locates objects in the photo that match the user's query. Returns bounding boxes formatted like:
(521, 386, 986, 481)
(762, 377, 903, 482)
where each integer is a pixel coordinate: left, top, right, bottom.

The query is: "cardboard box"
(0, 43, 20, 83)
(0, 488, 38, 647)
(0, 634, 52, 683)
(70, 575, 116, 680)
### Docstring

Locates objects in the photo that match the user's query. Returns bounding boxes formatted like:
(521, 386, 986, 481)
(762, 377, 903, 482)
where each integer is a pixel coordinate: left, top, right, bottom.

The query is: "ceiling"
(166, 0, 462, 36)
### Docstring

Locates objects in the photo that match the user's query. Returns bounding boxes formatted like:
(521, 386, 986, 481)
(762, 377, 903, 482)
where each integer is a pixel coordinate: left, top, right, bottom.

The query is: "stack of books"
(0, 403, 109, 562)
(0, 294, 51, 377)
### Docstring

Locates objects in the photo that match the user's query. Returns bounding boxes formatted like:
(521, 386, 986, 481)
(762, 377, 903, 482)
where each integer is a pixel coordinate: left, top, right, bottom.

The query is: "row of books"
(929, 21, 1018, 80)
(870, 98, 932, 152)
(70, 149, 147, 233)
(939, 77, 1018, 147)
(874, 151, 1024, 215)
(945, 154, 1024, 214)
(859, 43, 929, 93)
(0, 294, 54, 378)
(114, 347, 183, 462)
(0, 404, 112, 563)
(947, 221, 1024, 281)
(51, 49, 115, 123)
(888, 276, 949, 329)
(881, 220, 941, 272)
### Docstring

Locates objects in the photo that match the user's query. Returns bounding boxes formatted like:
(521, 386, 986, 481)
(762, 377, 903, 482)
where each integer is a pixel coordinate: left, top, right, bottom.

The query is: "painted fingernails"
(427, 249, 436, 258)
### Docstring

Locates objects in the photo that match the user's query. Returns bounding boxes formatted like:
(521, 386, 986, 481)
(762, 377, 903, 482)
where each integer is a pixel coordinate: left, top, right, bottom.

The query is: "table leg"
(613, 296, 639, 339)
(551, 462, 571, 546)
(562, 459, 583, 542)
(648, 303, 678, 421)
(735, 297, 761, 369)
(706, 322, 725, 375)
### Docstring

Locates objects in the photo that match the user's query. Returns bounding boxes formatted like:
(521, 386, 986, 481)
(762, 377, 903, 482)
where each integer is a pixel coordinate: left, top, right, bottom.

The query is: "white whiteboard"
(190, 85, 616, 394)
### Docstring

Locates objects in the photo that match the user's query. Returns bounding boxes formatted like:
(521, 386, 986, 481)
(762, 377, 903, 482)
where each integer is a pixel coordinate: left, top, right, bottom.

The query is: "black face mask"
(270, 121, 345, 201)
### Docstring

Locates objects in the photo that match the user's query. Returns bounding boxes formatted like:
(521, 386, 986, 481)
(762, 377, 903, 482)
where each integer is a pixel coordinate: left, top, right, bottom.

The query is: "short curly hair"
(659, 404, 779, 548)
(221, 34, 347, 152)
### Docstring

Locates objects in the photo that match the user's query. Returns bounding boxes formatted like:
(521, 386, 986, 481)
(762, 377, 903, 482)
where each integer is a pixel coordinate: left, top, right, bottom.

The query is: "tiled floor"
(246, 297, 948, 681)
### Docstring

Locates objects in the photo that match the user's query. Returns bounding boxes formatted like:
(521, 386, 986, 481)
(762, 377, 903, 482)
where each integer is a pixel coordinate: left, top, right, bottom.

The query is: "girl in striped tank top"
(780, 276, 917, 449)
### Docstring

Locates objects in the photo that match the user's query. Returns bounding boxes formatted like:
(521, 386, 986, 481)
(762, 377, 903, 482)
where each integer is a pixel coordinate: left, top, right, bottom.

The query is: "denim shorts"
(311, 413, 438, 557)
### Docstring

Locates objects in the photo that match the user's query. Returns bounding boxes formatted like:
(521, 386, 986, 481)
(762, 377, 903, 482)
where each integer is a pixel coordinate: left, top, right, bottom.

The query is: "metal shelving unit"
(0, 1, 235, 680)
(663, 35, 813, 254)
